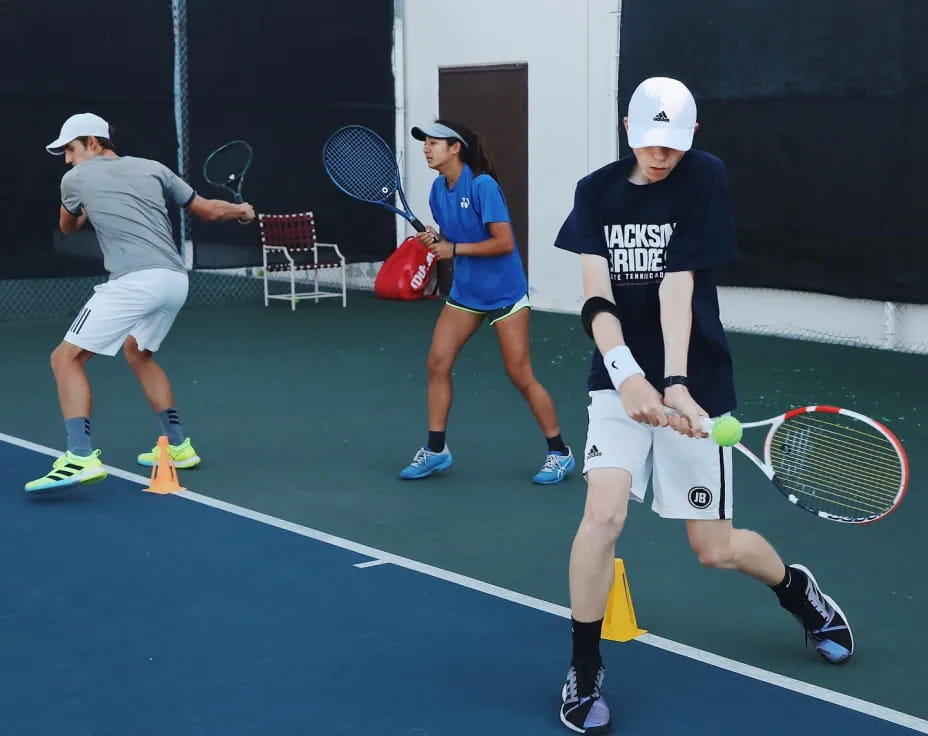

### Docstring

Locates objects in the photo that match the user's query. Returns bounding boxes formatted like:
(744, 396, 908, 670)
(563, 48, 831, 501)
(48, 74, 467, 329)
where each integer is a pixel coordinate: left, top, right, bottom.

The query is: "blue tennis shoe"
(400, 445, 453, 479)
(533, 448, 575, 484)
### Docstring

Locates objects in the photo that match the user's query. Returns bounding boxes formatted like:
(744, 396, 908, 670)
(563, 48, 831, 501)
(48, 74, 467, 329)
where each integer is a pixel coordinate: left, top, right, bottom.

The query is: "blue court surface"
(3, 436, 926, 736)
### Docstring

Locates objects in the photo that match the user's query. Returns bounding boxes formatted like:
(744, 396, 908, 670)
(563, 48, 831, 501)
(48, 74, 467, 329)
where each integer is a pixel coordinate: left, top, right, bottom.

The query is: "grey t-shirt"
(60, 155, 195, 278)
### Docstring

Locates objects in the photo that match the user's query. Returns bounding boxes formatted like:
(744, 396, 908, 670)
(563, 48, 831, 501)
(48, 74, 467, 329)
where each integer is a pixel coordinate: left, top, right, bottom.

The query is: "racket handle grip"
(410, 217, 426, 232)
(663, 407, 714, 432)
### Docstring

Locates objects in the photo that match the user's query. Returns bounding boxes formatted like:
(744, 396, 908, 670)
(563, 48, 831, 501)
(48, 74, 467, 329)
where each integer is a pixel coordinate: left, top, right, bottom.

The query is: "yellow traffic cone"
(601, 558, 646, 642)
(143, 435, 186, 494)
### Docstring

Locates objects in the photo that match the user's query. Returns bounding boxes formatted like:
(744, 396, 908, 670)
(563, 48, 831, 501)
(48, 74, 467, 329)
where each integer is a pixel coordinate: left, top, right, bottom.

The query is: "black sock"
(771, 565, 808, 608)
(570, 617, 603, 669)
(772, 565, 827, 628)
(427, 431, 446, 453)
(546, 433, 568, 454)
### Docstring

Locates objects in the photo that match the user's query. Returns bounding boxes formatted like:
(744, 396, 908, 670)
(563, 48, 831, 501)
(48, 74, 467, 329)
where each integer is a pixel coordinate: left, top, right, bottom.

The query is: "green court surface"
(2, 291, 925, 718)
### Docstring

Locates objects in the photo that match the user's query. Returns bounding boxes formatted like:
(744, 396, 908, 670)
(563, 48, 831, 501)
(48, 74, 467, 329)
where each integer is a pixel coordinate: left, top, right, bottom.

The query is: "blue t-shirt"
(554, 150, 738, 417)
(428, 164, 527, 310)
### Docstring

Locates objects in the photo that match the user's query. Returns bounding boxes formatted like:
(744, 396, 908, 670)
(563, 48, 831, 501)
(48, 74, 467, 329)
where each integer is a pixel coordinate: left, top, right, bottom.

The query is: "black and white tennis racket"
(322, 125, 425, 232)
(695, 406, 908, 524)
(203, 140, 253, 204)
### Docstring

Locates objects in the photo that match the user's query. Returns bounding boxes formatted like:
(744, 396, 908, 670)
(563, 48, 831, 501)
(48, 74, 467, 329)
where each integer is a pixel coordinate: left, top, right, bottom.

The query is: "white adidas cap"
(46, 112, 111, 155)
(626, 77, 697, 152)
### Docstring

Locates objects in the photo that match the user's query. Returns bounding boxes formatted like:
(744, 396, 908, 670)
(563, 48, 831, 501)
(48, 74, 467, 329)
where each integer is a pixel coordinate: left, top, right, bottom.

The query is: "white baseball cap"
(626, 77, 697, 152)
(46, 112, 111, 155)
(411, 122, 468, 147)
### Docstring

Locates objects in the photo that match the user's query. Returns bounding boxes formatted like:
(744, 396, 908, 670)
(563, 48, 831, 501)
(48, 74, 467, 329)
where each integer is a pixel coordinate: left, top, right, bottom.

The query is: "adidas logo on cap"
(653, 110, 670, 122)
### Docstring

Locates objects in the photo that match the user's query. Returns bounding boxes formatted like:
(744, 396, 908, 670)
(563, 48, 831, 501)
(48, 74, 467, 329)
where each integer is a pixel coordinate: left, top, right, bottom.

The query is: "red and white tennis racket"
(698, 406, 908, 524)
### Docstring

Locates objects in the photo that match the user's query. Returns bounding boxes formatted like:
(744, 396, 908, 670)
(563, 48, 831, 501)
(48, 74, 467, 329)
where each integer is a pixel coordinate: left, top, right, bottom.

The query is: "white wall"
(397, 2, 928, 356)
(400, 0, 621, 312)
(718, 288, 928, 354)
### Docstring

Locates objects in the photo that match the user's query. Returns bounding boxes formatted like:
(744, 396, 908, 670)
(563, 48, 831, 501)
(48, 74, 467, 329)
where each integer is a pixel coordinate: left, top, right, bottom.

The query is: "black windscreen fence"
(618, 0, 927, 303)
(186, 0, 396, 268)
(0, 0, 176, 278)
(0, 1, 395, 280)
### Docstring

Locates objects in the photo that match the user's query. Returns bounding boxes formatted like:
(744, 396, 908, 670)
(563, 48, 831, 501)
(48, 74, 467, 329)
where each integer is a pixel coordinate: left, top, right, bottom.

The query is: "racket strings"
(776, 483, 882, 515)
(774, 468, 895, 514)
(771, 429, 902, 499)
(772, 434, 902, 490)
(773, 461, 897, 505)
(775, 472, 894, 511)
(772, 418, 902, 490)
(797, 414, 902, 456)
(205, 142, 251, 185)
(769, 414, 904, 515)
(775, 415, 902, 475)
(323, 127, 399, 203)
(770, 441, 901, 504)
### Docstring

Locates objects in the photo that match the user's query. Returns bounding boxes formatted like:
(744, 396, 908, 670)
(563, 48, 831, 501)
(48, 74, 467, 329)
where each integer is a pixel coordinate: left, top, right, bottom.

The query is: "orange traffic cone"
(143, 435, 186, 494)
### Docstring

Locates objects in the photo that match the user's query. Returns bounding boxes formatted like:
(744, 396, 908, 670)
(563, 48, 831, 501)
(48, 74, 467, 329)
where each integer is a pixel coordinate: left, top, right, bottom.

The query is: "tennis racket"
(689, 406, 908, 524)
(322, 125, 425, 232)
(203, 140, 253, 204)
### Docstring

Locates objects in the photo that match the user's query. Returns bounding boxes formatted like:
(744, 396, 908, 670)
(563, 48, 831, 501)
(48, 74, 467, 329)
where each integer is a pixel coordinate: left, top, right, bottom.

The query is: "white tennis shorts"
(64, 268, 189, 356)
(582, 389, 734, 520)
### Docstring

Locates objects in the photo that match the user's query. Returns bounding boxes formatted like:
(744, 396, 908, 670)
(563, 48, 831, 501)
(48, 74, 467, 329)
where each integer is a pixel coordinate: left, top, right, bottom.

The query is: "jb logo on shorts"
(688, 486, 713, 509)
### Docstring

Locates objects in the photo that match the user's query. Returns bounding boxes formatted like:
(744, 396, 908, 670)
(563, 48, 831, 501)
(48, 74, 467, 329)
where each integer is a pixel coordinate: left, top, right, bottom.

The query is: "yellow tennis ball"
(711, 415, 742, 447)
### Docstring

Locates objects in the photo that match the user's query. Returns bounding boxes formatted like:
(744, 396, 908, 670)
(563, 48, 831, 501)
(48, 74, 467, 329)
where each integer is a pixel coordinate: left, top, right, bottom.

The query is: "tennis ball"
(710, 415, 742, 446)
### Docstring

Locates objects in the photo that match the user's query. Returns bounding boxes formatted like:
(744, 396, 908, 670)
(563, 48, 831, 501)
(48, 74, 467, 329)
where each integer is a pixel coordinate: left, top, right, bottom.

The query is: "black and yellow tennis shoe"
(136, 437, 201, 469)
(24, 450, 107, 493)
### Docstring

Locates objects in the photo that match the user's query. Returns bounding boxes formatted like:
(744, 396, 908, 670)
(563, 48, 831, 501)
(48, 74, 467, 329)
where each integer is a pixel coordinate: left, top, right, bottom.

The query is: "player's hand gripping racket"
(672, 406, 908, 524)
(322, 125, 426, 232)
(203, 140, 253, 204)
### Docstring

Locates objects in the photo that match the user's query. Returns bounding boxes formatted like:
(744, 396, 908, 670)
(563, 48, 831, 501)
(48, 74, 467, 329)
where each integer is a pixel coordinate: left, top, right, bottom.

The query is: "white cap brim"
(627, 125, 695, 152)
(411, 123, 468, 147)
(46, 112, 111, 155)
(46, 137, 72, 155)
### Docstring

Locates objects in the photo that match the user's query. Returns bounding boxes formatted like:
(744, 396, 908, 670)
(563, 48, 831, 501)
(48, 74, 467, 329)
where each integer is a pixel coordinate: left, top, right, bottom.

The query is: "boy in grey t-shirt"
(26, 112, 255, 493)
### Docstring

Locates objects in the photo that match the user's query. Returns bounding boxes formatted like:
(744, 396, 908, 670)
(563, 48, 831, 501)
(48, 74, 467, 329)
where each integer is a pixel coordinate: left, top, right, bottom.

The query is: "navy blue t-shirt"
(554, 150, 738, 417)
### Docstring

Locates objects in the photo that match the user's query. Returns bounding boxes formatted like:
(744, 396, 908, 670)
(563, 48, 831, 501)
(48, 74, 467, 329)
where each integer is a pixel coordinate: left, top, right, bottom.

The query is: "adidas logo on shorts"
(586, 445, 602, 460)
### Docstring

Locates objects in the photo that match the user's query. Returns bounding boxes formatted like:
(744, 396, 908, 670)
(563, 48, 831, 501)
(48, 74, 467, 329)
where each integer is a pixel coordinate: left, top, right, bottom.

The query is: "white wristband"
(604, 345, 644, 390)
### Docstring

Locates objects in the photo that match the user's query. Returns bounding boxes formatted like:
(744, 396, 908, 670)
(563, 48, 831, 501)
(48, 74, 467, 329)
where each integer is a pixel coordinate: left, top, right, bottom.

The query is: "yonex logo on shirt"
(653, 110, 670, 122)
(460, 197, 470, 208)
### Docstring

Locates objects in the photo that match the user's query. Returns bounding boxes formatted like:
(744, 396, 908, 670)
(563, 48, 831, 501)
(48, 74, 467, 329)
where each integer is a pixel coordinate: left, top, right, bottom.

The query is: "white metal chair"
(258, 212, 346, 310)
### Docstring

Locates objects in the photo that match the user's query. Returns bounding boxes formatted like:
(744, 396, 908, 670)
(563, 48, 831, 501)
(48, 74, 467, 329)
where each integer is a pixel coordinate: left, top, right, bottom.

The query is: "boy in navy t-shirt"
(553, 78, 853, 734)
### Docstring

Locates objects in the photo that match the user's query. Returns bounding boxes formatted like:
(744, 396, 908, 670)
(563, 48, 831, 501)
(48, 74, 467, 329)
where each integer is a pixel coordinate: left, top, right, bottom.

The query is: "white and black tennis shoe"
(788, 564, 854, 663)
(560, 663, 611, 734)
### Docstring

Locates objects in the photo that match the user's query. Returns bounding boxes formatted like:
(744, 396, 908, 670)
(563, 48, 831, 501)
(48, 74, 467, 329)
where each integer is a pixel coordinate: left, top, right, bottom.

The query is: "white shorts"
(582, 390, 734, 520)
(64, 269, 189, 357)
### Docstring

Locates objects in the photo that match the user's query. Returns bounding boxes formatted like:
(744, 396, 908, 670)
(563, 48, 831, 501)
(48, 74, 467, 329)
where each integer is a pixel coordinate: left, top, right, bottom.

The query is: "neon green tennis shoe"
(136, 437, 201, 469)
(24, 449, 107, 493)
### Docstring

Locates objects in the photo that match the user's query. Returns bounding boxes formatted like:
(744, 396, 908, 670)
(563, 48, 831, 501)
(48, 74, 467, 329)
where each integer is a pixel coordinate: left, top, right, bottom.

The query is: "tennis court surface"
(2, 436, 925, 735)
(2, 297, 926, 735)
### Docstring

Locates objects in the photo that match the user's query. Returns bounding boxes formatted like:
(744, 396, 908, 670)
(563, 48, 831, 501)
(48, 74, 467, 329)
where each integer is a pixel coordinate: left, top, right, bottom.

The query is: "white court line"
(4, 430, 926, 734)
(354, 559, 390, 569)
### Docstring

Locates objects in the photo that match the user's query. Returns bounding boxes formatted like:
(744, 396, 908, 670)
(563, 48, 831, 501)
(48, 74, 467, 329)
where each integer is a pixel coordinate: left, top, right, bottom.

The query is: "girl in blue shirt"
(398, 119, 574, 485)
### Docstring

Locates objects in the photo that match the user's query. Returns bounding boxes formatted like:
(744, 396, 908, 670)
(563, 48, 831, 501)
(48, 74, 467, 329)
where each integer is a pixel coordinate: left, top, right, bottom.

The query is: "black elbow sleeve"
(580, 297, 620, 339)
